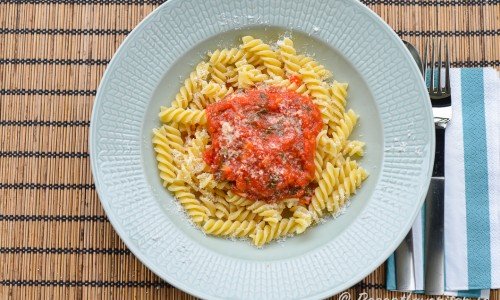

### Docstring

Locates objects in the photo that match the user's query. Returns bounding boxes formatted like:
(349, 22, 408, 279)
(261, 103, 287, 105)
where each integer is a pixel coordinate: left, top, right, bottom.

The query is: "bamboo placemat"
(1, 0, 499, 299)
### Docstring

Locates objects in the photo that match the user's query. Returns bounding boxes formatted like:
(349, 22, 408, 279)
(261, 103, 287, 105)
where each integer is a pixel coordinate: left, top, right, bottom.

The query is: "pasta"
(291, 206, 313, 234)
(171, 62, 209, 109)
(297, 54, 332, 79)
(209, 48, 245, 66)
(278, 38, 301, 75)
(152, 126, 178, 185)
(251, 218, 297, 247)
(246, 201, 283, 224)
(203, 219, 258, 237)
(241, 36, 284, 78)
(234, 59, 268, 89)
(167, 178, 209, 224)
(308, 162, 340, 220)
(153, 36, 368, 247)
(159, 107, 207, 125)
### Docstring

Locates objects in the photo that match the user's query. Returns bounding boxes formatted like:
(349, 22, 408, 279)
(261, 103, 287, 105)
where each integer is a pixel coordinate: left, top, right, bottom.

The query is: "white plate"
(90, 0, 434, 299)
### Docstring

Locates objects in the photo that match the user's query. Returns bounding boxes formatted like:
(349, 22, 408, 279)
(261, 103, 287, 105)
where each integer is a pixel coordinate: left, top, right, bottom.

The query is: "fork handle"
(424, 126, 446, 294)
(424, 177, 445, 295)
(395, 232, 416, 291)
(433, 127, 445, 177)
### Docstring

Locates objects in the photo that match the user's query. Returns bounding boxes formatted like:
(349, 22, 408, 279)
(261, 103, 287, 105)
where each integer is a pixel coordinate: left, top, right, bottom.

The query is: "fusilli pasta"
(153, 36, 368, 247)
(159, 107, 207, 125)
(241, 36, 284, 78)
(279, 37, 301, 75)
(171, 62, 209, 109)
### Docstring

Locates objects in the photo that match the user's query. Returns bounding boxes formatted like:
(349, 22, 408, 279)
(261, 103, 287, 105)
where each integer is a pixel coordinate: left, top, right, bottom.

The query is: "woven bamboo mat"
(0, 0, 499, 299)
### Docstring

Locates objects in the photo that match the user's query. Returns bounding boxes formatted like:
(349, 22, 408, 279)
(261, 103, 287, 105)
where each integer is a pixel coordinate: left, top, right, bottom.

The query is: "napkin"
(386, 68, 500, 298)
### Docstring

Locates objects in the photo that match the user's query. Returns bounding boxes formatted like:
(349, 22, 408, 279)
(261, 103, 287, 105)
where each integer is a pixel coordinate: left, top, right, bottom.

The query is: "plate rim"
(89, 0, 435, 298)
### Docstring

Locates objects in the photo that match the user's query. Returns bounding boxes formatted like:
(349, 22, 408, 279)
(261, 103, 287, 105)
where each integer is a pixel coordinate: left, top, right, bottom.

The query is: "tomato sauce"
(204, 87, 322, 202)
(289, 74, 302, 86)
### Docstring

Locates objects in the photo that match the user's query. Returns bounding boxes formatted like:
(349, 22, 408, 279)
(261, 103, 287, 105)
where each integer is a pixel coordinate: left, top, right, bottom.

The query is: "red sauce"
(204, 87, 322, 202)
(289, 74, 302, 86)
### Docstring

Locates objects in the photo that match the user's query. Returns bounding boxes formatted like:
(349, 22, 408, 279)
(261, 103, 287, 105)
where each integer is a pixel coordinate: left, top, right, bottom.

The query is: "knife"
(394, 40, 423, 291)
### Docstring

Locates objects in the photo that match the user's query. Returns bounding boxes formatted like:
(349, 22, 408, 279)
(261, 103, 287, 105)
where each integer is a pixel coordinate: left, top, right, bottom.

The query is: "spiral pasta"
(279, 37, 301, 75)
(309, 162, 340, 219)
(159, 107, 207, 125)
(251, 218, 297, 247)
(209, 63, 227, 85)
(292, 206, 312, 234)
(328, 81, 349, 127)
(314, 145, 326, 182)
(299, 65, 337, 126)
(235, 59, 268, 89)
(171, 62, 209, 109)
(300, 65, 330, 102)
(327, 162, 368, 213)
(153, 36, 367, 247)
(214, 200, 231, 219)
(225, 190, 254, 207)
(241, 36, 284, 78)
(228, 206, 261, 223)
(203, 219, 258, 237)
(297, 55, 332, 79)
(168, 178, 209, 224)
(342, 140, 365, 157)
(152, 126, 178, 186)
(201, 81, 234, 102)
(161, 124, 184, 154)
(209, 48, 245, 66)
(330, 109, 358, 146)
(264, 76, 309, 95)
(247, 201, 283, 224)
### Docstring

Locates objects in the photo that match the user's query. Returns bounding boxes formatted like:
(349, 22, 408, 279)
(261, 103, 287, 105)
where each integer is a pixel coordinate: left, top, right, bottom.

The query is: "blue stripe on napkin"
(457, 289, 483, 298)
(461, 68, 491, 288)
(387, 254, 396, 290)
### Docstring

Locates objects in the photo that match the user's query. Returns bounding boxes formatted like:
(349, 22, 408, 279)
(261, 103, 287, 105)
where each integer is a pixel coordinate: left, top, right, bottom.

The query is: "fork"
(422, 38, 452, 295)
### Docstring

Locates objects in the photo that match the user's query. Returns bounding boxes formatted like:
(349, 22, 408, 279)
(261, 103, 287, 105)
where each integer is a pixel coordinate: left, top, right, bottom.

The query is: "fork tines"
(422, 38, 451, 100)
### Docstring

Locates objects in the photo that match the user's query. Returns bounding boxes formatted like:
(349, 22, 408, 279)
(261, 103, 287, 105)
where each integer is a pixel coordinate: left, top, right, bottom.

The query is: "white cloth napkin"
(444, 68, 500, 291)
(387, 68, 500, 298)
